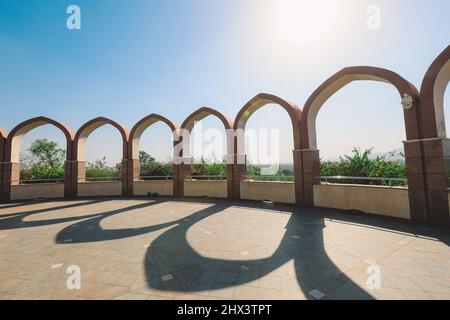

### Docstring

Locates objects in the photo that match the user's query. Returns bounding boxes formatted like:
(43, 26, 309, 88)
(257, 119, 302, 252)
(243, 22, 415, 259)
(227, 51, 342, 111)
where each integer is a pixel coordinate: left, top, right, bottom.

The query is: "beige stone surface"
(313, 184, 411, 219)
(133, 180, 173, 196)
(240, 181, 295, 204)
(0, 198, 449, 300)
(78, 181, 122, 197)
(184, 180, 227, 199)
(10, 183, 65, 201)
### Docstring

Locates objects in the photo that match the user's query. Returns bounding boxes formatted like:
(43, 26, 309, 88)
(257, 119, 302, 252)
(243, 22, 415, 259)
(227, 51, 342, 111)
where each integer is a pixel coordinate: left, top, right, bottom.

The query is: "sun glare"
(279, 0, 337, 44)
(278, 0, 339, 46)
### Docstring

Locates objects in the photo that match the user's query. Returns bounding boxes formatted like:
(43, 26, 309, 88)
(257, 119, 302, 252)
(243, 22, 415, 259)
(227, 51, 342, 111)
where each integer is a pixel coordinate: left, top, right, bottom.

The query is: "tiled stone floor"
(0, 197, 449, 300)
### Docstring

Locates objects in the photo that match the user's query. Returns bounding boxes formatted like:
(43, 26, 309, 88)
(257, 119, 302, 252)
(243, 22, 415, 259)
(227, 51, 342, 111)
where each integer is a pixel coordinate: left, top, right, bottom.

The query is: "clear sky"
(0, 0, 449, 164)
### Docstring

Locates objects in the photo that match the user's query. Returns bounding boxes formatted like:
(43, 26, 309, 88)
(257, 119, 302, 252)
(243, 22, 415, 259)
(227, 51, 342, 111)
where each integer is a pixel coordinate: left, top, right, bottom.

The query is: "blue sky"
(0, 0, 449, 164)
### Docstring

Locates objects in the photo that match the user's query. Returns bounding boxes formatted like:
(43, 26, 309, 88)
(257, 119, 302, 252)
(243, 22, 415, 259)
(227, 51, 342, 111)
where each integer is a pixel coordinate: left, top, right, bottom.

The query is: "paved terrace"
(0, 197, 449, 300)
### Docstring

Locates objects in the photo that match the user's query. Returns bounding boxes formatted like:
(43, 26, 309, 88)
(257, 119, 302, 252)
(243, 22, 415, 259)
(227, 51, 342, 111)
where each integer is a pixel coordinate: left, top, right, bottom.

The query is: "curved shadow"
(0, 201, 46, 211)
(9, 197, 449, 300)
(143, 202, 374, 299)
(55, 199, 178, 243)
(0, 199, 109, 230)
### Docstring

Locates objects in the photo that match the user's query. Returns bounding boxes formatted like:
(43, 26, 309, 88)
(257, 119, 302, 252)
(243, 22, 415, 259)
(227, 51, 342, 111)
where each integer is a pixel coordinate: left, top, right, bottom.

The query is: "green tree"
(140, 150, 156, 167)
(20, 139, 66, 180)
(27, 138, 66, 169)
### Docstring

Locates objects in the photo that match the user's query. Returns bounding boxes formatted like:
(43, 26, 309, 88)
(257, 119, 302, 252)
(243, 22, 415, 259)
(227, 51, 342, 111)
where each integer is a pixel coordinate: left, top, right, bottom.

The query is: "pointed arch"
(301, 66, 420, 150)
(233, 93, 302, 151)
(232, 93, 302, 204)
(178, 107, 234, 199)
(74, 117, 129, 161)
(420, 45, 450, 138)
(129, 114, 178, 160)
(180, 107, 233, 157)
(5, 116, 75, 163)
(181, 107, 232, 132)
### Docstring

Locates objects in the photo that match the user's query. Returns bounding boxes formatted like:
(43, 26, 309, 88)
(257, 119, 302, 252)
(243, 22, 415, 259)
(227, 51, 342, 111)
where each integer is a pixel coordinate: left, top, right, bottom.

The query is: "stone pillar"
(174, 158, 191, 197)
(232, 154, 247, 200)
(292, 150, 304, 206)
(299, 149, 320, 206)
(64, 161, 75, 198)
(65, 160, 86, 198)
(405, 138, 450, 227)
(172, 163, 179, 197)
(226, 163, 234, 200)
(224, 154, 234, 200)
(423, 138, 450, 227)
(120, 159, 131, 196)
(124, 158, 139, 196)
(405, 138, 450, 226)
(0, 162, 20, 201)
(403, 140, 428, 223)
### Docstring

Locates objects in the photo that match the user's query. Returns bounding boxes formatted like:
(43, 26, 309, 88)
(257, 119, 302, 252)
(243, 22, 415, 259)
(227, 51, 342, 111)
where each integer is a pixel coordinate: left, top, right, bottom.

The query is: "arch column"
(73, 117, 130, 198)
(403, 138, 448, 224)
(0, 118, 74, 202)
(0, 162, 19, 202)
(301, 67, 424, 222)
(230, 153, 246, 200)
(225, 135, 236, 200)
(418, 45, 450, 226)
(124, 158, 140, 196)
(65, 160, 84, 198)
(294, 149, 319, 206)
(128, 114, 179, 197)
(233, 93, 303, 204)
(179, 107, 234, 200)
(173, 157, 191, 198)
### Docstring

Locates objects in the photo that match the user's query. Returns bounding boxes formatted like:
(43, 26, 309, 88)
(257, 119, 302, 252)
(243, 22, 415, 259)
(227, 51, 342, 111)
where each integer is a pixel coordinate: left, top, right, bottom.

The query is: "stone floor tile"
(233, 285, 258, 300)
(257, 287, 282, 299)
(1, 198, 449, 300)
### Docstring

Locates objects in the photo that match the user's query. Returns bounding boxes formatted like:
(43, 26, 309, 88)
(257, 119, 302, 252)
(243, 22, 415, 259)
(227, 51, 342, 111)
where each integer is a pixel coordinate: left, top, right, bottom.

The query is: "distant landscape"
(19, 139, 406, 185)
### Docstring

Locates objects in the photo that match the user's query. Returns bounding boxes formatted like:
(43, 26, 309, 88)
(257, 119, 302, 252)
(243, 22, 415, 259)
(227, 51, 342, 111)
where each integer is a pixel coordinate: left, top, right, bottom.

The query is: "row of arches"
(0, 45, 449, 226)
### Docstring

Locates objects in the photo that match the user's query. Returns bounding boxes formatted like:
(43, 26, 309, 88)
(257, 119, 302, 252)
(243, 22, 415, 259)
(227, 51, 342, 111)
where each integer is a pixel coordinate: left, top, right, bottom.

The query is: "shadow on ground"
(1, 197, 449, 299)
(0, 199, 108, 230)
(142, 201, 375, 299)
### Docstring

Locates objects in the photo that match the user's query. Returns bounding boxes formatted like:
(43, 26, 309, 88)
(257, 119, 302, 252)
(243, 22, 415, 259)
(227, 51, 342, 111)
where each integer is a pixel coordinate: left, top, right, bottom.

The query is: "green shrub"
(319, 148, 406, 186)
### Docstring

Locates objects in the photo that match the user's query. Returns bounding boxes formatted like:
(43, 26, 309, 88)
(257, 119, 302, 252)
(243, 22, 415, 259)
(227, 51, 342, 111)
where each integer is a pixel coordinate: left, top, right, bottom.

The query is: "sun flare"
(277, 0, 338, 46)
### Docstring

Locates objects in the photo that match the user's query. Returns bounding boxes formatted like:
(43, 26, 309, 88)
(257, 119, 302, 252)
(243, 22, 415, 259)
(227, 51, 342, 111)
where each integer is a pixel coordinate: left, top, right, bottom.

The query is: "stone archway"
(302, 66, 420, 150)
(233, 93, 302, 204)
(418, 45, 450, 225)
(420, 45, 450, 139)
(301, 66, 424, 221)
(72, 117, 129, 196)
(0, 117, 75, 200)
(178, 107, 234, 198)
(128, 114, 178, 196)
